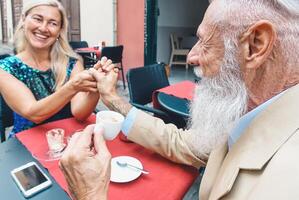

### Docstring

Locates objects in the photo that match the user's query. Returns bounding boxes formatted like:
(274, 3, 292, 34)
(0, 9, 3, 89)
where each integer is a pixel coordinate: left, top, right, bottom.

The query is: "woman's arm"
(70, 61, 100, 121)
(0, 65, 97, 124)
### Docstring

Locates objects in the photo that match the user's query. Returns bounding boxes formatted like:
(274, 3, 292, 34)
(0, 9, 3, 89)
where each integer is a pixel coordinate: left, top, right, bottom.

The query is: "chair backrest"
(69, 41, 89, 50)
(101, 45, 123, 64)
(0, 54, 14, 142)
(0, 95, 14, 142)
(126, 63, 170, 105)
(170, 34, 180, 50)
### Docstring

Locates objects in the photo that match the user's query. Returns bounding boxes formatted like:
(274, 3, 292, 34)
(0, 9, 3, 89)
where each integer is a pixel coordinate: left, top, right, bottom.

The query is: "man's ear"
(240, 20, 277, 69)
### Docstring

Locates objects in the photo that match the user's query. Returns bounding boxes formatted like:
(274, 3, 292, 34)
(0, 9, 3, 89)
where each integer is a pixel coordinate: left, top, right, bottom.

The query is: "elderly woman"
(0, 0, 113, 136)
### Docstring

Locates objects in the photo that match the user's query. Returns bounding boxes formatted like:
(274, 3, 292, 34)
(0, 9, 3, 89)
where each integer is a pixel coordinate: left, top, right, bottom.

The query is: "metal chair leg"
(1, 129, 6, 143)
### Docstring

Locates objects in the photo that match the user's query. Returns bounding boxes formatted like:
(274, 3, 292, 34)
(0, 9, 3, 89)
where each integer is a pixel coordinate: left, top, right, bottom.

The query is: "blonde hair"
(14, 0, 80, 89)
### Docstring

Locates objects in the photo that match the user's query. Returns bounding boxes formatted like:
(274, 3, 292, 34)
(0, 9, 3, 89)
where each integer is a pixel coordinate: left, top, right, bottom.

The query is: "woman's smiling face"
(23, 5, 62, 51)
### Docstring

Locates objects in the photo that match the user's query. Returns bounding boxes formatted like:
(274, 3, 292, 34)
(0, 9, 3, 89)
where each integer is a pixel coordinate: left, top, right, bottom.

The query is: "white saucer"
(110, 156, 143, 183)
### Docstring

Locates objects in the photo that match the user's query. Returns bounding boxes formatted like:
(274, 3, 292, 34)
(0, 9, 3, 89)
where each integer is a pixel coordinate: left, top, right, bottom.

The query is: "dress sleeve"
(0, 57, 14, 74)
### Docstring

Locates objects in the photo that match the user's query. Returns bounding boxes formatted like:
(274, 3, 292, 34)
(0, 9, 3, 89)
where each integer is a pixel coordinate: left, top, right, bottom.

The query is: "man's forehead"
(197, 1, 223, 35)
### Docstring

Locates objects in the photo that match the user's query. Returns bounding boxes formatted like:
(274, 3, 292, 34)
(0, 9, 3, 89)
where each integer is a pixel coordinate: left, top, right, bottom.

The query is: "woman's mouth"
(33, 32, 49, 41)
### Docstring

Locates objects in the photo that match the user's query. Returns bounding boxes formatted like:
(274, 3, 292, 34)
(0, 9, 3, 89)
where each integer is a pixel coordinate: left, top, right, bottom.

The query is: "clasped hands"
(70, 56, 118, 97)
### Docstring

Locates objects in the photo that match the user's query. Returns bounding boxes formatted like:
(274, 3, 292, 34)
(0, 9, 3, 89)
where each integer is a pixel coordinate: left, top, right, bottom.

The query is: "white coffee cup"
(95, 111, 124, 140)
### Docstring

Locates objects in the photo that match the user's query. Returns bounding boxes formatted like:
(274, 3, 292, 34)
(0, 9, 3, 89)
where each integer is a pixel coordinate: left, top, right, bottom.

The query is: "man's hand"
(59, 125, 111, 200)
(93, 56, 115, 73)
(89, 68, 132, 116)
(89, 67, 119, 100)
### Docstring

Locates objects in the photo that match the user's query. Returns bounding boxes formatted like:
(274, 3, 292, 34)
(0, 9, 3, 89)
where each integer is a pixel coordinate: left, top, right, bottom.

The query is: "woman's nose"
(38, 21, 48, 31)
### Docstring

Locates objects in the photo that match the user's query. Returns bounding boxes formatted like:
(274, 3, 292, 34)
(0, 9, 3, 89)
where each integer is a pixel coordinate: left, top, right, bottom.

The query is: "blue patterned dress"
(0, 55, 77, 136)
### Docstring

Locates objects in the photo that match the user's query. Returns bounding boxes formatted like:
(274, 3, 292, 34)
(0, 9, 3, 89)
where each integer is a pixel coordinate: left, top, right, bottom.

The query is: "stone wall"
(1, 0, 8, 42)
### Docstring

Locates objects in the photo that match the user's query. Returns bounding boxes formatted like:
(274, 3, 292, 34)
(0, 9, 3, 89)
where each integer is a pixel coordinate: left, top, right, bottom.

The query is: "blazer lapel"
(199, 144, 227, 200)
(206, 84, 299, 200)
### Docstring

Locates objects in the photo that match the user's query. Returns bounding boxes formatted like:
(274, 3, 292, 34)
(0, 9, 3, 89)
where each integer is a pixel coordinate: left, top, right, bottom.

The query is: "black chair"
(157, 92, 190, 128)
(69, 41, 89, 49)
(0, 54, 14, 142)
(101, 45, 126, 89)
(69, 41, 96, 68)
(126, 63, 171, 120)
(0, 95, 14, 143)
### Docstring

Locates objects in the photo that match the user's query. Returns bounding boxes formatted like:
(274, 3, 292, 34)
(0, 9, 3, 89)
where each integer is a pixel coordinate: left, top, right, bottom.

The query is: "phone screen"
(13, 164, 48, 191)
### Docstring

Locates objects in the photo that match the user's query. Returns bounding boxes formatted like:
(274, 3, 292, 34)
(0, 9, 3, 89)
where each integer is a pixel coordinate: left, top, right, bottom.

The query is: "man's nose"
(187, 47, 199, 65)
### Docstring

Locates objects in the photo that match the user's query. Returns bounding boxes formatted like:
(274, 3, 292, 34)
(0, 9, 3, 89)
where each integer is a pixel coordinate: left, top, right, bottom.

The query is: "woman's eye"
(49, 21, 58, 27)
(32, 17, 42, 22)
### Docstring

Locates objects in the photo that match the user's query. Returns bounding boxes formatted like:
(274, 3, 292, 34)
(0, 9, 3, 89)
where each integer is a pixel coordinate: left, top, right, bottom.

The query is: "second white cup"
(95, 111, 125, 140)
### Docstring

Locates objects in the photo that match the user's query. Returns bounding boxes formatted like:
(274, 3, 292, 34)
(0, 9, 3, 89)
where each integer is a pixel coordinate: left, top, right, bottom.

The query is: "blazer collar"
(209, 84, 299, 199)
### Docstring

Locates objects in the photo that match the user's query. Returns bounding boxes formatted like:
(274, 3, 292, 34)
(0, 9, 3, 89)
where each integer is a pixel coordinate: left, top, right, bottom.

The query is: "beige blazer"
(128, 84, 299, 200)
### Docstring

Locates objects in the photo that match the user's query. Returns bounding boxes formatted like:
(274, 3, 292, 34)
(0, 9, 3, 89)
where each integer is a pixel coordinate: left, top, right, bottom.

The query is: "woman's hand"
(68, 70, 98, 93)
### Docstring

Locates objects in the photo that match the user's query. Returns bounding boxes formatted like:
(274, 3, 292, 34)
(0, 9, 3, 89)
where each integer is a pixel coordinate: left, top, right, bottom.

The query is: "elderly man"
(60, 0, 299, 199)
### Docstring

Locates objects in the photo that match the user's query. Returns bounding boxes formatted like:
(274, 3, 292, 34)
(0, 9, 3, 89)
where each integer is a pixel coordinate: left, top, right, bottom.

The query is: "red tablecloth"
(152, 80, 196, 108)
(76, 47, 101, 58)
(16, 115, 198, 200)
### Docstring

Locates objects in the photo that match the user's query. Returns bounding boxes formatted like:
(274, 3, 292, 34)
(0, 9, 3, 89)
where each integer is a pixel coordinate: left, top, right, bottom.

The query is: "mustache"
(193, 67, 203, 78)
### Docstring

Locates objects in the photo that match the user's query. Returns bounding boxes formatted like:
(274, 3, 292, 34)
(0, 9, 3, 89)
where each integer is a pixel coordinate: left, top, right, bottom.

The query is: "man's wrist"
(101, 93, 132, 116)
(79, 193, 107, 200)
(101, 92, 119, 103)
(76, 187, 108, 200)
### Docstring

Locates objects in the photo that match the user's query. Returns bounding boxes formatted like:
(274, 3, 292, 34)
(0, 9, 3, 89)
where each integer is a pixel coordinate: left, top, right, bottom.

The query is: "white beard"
(187, 39, 248, 158)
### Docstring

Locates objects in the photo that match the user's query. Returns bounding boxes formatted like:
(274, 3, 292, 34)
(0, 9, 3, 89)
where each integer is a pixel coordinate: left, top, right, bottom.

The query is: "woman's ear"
(239, 20, 277, 70)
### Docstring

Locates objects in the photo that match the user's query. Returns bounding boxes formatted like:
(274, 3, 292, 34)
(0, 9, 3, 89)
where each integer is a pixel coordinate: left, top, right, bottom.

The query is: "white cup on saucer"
(95, 111, 124, 140)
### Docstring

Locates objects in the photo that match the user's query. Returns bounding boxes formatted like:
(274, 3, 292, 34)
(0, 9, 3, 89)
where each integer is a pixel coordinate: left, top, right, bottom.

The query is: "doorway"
(156, 0, 209, 64)
(144, 0, 209, 82)
(59, 0, 81, 41)
(144, 0, 209, 64)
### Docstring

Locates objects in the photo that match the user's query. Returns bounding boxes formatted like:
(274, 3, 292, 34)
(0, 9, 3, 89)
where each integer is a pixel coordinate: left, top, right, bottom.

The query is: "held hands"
(89, 57, 119, 98)
(59, 125, 111, 200)
(68, 57, 116, 93)
(69, 69, 98, 93)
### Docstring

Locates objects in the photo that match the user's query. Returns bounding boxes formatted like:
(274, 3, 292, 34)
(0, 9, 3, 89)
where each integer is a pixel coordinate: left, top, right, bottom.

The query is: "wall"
(0, 3, 2, 41)
(157, 0, 209, 63)
(6, 0, 13, 42)
(80, 0, 114, 47)
(117, 0, 144, 78)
